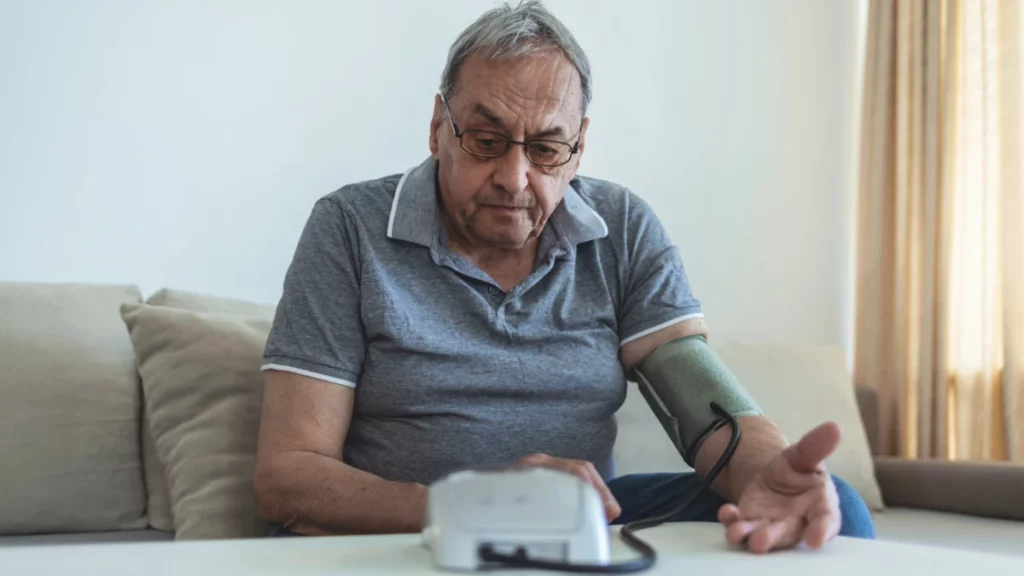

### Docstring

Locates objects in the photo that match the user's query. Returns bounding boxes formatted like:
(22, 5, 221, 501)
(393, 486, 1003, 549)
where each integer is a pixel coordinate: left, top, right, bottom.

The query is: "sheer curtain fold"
(855, 0, 1023, 461)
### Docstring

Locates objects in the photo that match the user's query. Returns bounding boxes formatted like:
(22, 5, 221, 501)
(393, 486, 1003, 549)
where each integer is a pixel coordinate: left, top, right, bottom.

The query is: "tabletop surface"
(1, 523, 1022, 575)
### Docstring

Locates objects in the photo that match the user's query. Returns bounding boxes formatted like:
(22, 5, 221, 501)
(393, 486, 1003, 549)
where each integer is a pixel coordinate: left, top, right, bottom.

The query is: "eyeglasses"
(442, 98, 582, 168)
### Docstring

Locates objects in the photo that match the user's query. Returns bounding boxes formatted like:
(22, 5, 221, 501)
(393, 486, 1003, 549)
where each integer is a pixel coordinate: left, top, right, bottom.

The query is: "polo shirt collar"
(386, 157, 439, 247)
(386, 157, 609, 247)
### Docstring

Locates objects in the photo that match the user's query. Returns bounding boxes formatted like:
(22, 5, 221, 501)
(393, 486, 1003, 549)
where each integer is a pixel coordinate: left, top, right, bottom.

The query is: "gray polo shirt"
(261, 156, 702, 483)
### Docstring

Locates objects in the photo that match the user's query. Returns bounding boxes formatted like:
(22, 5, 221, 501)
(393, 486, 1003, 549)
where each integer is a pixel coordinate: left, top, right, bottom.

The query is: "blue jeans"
(607, 472, 876, 538)
(267, 472, 876, 539)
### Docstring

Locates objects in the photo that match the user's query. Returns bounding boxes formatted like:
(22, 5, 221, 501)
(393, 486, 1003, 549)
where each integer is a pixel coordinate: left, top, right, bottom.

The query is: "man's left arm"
(620, 318, 843, 553)
(619, 318, 788, 501)
(612, 190, 844, 552)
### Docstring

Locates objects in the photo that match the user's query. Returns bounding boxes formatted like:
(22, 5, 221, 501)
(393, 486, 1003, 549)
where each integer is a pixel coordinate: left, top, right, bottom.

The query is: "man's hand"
(516, 453, 621, 523)
(717, 422, 842, 554)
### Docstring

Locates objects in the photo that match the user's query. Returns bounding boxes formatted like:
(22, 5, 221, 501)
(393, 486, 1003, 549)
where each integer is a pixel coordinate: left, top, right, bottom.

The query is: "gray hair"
(439, 0, 592, 115)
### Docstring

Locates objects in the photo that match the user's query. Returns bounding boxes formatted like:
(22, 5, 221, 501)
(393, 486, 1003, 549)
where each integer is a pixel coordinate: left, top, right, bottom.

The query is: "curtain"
(855, 0, 1024, 461)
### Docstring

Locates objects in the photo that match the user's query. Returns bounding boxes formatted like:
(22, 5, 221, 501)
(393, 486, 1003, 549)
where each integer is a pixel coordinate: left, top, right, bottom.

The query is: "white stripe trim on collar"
(584, 201, 610, 238)
(386, 166, 415, 239)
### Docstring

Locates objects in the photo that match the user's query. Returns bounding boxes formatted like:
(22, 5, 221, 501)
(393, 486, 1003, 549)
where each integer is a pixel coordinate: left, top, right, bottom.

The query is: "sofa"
(1, 282, 1022, 556)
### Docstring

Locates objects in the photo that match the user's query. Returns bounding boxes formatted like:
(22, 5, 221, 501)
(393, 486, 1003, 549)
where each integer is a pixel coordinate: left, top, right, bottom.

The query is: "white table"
(2, 524, 1021, 575)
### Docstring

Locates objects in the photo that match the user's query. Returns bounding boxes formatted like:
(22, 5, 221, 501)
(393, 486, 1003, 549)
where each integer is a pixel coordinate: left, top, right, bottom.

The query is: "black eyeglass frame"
(441, 97, 583, 168)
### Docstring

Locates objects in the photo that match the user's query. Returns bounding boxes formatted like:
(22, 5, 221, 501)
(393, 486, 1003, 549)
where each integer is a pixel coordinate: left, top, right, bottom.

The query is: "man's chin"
(469, 228, 533, 250)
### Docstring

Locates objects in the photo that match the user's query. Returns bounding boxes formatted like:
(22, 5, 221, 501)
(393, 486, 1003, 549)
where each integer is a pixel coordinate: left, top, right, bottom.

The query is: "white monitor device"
(423, 468, 611, 571)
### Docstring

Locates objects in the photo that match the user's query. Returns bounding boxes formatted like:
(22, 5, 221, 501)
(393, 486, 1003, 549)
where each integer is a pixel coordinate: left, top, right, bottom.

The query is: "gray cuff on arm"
(632, 335, 762, 466)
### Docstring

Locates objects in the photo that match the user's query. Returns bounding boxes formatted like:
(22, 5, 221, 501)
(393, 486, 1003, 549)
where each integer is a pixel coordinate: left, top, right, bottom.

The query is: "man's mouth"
(485, 205, 528, 212)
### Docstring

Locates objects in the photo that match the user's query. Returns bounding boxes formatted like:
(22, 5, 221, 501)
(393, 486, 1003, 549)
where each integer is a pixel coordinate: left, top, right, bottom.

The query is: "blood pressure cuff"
(632, 334, 763, 467)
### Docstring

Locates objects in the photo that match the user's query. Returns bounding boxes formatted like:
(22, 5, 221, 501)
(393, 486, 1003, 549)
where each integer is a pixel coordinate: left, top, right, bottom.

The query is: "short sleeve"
(261, 198, 366, 387)
(618, 193, 703, 346)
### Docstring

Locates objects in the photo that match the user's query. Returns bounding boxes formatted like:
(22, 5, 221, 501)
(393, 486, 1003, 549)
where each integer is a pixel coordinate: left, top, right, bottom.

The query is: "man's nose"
(492, 144, 530, 195)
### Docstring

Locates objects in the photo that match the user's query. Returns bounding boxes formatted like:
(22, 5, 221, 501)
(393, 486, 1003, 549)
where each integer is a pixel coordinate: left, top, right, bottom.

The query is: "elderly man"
(254, 0, 874, 554)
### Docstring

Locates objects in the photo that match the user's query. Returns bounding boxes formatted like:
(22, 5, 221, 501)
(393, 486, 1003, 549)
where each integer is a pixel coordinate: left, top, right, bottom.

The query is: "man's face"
(430, 49, 589, 250)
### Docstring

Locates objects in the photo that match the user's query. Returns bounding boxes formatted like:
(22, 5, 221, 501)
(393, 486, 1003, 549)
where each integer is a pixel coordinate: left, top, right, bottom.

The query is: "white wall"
(0, 0, 863, 349)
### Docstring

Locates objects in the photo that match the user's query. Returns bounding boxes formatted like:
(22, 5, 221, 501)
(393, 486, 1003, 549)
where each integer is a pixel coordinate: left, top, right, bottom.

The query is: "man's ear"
(568, 116, 590, 177)
(429, 94, 445, 158)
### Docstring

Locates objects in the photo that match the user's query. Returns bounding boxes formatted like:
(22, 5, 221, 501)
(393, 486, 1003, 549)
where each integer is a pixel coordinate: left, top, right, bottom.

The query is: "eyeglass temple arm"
(440, 96, 462, 137)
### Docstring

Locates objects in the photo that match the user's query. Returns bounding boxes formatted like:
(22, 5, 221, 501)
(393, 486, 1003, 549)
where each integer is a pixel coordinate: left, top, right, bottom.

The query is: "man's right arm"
(253, 370, 427, 535)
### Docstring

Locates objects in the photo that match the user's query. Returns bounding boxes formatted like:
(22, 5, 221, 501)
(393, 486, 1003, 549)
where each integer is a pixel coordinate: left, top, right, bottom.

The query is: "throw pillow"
(121, 303, 271, 539)
(147, 287, 276, 317)
(137, 288, 275, 533)
(713, 342, 884, 510)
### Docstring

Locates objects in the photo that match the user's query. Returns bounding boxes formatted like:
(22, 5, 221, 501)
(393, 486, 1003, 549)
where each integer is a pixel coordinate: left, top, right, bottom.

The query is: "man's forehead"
(454, 51, 582, 119)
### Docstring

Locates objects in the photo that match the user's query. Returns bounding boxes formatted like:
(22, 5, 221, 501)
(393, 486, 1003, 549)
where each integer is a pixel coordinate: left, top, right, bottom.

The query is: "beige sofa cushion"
(614, 341, 884, 511)
(137, 288, 275, 533)
(872, 508, 1024, 557)
(121, 303, 272, 539)
(0, 283, 148, 535)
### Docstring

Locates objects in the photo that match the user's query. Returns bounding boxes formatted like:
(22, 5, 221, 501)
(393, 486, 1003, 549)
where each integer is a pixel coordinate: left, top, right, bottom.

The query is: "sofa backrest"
(0, 282, 886, 540)
(0, 283, 149, 536)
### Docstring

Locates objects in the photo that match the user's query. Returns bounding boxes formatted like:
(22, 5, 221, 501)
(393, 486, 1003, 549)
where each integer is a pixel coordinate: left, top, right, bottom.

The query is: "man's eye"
(528, 143, 561, 160)
(474, 137, 500, 148)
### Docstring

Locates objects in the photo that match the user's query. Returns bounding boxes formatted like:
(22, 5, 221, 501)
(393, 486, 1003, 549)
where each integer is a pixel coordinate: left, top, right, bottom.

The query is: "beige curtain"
(856, 0, 1024, 461)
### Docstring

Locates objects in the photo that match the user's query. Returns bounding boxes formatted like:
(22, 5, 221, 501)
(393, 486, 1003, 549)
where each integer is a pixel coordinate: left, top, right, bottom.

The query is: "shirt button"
(488, 286, 500, 296)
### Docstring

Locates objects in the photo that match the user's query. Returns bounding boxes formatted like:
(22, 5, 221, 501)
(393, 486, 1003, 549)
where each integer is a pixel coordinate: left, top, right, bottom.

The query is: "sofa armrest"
(854, 386, 879, 455)
(874, 457, 1024, 521)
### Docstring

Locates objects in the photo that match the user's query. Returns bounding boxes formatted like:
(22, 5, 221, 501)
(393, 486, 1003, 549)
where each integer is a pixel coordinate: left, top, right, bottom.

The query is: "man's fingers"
(783, 422, 842, 474)
(717, 504, 741, 525)
(520, 454, 588, 481)
(748, 519, 799, 554)
(581, 462, 621, 522)
(517, 454, 620, 522)
(801, 515, 839, 549)
(725, 520, 760, 545)
(517, 453, 551, 466)
(802, 496, 841, 549)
